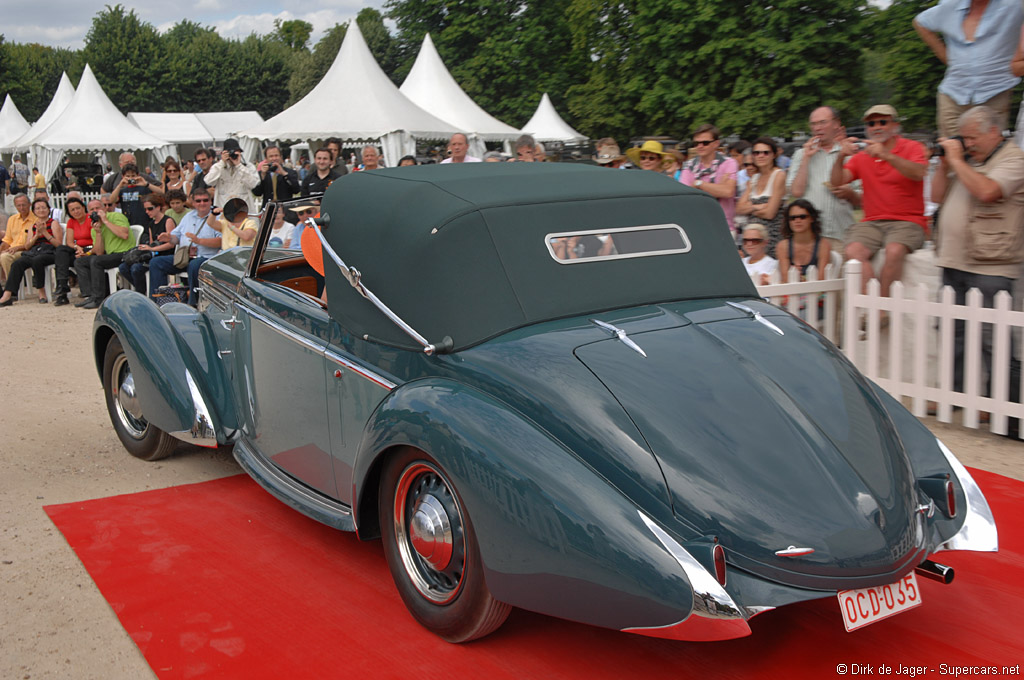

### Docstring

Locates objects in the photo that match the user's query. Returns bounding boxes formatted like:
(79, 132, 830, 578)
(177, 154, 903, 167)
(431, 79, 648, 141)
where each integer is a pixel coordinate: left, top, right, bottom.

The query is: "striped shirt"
(786, 143, 859, 242)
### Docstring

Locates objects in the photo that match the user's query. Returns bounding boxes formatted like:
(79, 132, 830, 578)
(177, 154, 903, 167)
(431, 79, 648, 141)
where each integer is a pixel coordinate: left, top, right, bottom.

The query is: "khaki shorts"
(937, 90, 1011, 139)
(846, 220, 925, 256)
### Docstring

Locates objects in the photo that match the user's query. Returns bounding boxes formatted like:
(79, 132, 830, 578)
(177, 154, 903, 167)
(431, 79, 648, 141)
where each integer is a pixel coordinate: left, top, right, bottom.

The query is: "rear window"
(545, 224, 691, 264)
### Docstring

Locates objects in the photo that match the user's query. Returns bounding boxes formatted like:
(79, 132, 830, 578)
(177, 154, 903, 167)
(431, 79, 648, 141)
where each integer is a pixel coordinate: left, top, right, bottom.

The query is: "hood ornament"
(726, 301, 784, 336)
(590, 319, 647, 358)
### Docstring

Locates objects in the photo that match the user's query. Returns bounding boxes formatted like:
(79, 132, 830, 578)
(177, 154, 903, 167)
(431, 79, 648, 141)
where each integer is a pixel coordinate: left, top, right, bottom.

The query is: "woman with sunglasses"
(740, 223, 777, 285)
(162, 158, 191, 196)
(776, 199, 831, 282)
(118, 193, 176, 293)
(736, 136, 787, 256)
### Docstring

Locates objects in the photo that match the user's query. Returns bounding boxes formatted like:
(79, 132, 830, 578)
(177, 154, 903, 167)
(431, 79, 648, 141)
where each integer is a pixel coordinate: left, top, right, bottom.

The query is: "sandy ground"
(0, 257, 1020, 679)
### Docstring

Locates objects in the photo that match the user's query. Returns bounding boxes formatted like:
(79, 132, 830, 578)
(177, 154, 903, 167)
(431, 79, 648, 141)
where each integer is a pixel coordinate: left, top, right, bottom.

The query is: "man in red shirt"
(831, 105, 928, 296)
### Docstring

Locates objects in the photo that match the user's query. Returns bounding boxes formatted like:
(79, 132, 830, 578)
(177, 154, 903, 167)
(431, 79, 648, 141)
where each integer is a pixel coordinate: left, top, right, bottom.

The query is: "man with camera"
(111, 163, 160, 229)
(73, 196, 134, 309)
(932, 105, 1024, 401)
(254, 145, 300, 203)
(203, 138, 259, 213)
(831, 104, 928, 297)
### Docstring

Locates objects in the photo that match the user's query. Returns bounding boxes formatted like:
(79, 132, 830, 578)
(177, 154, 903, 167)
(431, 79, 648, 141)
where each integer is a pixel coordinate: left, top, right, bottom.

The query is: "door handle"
(221, 315, 244, 330)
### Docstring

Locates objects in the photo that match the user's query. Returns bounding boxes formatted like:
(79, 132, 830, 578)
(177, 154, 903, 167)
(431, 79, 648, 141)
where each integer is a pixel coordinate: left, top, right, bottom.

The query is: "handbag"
(122, 247, 154, 267)
(173, 245, 191, 269)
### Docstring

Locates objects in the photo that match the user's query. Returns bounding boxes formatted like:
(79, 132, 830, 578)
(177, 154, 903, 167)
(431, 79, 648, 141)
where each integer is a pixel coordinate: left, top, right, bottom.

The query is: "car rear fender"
(353, 377, 750, 637)
(93, 291, 236, 447)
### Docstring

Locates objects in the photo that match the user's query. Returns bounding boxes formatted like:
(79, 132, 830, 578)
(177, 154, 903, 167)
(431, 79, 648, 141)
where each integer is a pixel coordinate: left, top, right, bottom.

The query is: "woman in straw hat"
(625, 140, 673, 173)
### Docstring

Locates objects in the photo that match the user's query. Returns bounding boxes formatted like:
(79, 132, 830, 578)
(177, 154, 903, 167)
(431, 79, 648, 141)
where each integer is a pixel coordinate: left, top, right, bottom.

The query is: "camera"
(935, 135, 966, 156)
(230, 151, 240, 159)
(269, 163, 278, 172)
(89, 211, 102, 222)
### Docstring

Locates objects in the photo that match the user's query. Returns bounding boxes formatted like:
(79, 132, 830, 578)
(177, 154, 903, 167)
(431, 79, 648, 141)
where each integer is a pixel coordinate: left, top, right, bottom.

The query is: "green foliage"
(870, 0, 943, 132)
(274, 19, 313, 51)
(0, 2, 973, 142)
(80, 4, 165, 112)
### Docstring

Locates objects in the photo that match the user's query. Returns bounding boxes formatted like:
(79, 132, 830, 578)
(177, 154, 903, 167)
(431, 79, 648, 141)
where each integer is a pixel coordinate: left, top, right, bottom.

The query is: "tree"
(80, 4, 165, 113)
(274, 19, 313, 51)
(0, 38, 81, 122)
(286, 24, 347, 105)
(870, 0, 944, 131)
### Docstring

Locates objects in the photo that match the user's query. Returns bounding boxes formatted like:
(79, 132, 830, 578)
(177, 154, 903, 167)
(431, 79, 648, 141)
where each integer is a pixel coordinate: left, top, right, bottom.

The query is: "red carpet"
(45, 469, 1023, 679)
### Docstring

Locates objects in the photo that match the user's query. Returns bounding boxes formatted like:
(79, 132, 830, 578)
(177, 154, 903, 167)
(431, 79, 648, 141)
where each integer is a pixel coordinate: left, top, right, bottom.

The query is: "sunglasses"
(639, 154, 661, 161)
(102, 202, 115, 207)
(693, 140, 716, 146)
(789, 213, 812, 220)
(752, 150, 773, 156)
(144, 206, 157, 211)
(742, 238, 765, 244)
(193, 198, 211, 203)
(866, 119, 891, 128)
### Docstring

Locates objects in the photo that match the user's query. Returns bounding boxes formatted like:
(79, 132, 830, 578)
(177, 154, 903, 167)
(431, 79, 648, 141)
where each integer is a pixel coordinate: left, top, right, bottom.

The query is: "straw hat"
(594, 143, 625, 165)
(625, 140, 671, 165)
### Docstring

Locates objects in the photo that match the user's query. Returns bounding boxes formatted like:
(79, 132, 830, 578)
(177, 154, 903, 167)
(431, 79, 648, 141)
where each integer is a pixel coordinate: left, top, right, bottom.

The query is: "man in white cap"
(831, 104, 928, 297)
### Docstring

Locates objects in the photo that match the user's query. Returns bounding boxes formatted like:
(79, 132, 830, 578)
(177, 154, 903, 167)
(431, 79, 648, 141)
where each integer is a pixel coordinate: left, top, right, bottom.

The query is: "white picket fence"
(755, 262, 845, 342)
(756, 259, 1024, 438)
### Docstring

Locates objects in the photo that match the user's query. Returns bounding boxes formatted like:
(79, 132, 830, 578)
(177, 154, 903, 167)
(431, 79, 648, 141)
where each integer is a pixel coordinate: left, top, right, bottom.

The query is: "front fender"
(93, 291, 236, 446)
(354, 378, 747, 637)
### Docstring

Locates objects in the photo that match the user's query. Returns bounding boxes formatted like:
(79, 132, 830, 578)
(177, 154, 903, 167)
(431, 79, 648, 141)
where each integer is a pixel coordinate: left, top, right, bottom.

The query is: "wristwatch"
(695, 180, 704, 187)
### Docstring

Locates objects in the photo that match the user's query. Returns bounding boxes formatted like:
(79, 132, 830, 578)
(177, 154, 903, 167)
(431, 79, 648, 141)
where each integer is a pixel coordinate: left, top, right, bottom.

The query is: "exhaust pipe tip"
(916, 559, 955, 585)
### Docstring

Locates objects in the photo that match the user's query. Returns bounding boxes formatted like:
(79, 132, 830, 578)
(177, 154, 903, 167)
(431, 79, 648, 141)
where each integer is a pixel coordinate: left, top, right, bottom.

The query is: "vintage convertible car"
(93, 163, 997, 643)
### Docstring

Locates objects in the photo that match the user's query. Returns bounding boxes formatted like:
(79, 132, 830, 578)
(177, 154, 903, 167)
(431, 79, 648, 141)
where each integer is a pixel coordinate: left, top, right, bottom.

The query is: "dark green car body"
(93, 163, 996, 642)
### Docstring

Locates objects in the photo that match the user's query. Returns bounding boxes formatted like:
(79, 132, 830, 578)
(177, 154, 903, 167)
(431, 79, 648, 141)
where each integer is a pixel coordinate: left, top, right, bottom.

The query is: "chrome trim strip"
(633, 511, 748, 623)
(233, 438, 355, 532)
(935, 439, 998, 552)
(237, 300, 327, 355)
(775, 546, 815, 557)
(324, 349, 397, 391)
(726, 301, 784, 336)
(544, 224, 692, 265)
(169, 370, 218, 448)
(590, 318, 647, 357)
(304, 218, 437, 354)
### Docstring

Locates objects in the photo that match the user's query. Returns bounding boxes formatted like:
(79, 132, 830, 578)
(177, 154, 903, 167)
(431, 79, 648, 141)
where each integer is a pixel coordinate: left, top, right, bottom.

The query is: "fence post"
(843, 259, 861, 357)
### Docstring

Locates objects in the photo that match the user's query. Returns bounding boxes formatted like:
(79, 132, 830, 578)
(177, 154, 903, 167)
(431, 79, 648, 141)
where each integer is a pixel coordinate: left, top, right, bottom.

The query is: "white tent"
(239, 21, 457, 166)
(521, 93, 587, 144)
(195, 111, 264, 142)
(127, 112, 216, 145)
(26, 65, 174, 182)
(1, 72, 75, 154)
(0, 95, 30, 152)
(400, 33, 519, 158)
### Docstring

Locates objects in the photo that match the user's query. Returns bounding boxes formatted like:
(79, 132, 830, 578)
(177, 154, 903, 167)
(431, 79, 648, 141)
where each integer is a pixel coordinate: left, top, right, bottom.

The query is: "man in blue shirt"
(915, 0, 1024, 137)
(148, 188, 222, 300)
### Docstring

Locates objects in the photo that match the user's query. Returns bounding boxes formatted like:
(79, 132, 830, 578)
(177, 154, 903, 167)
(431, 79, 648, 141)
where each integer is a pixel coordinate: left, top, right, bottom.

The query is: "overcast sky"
(3, 0, 389, 50)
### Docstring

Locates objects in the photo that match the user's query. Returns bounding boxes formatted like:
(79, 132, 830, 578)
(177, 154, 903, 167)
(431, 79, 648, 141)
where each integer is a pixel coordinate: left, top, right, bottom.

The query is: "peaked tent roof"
(0, 95, 30, 149)
(238, 21, 457, 142)
(399, 33, 519, 141)
(521, 93, 587, 143)
(127, 112, 216, 144)
(27, 65, 171, 152)
(2, 72, 75, 152)
(194, 111, 264, 140)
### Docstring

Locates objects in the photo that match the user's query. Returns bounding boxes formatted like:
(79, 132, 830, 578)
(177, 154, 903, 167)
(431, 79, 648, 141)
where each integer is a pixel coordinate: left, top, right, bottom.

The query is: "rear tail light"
(713, 544, 727, 586)
(946, 479, 956, 519)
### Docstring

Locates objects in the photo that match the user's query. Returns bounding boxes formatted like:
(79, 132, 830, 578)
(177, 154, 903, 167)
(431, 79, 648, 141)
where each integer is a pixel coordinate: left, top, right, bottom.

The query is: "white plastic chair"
(107, 225, 146, 295)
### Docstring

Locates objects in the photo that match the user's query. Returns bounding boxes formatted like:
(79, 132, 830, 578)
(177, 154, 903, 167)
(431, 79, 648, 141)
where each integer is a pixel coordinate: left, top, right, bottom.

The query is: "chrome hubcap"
(394, 462, 465, 604)
(409, 494, 453, 570)
(112, 355, 148, 439)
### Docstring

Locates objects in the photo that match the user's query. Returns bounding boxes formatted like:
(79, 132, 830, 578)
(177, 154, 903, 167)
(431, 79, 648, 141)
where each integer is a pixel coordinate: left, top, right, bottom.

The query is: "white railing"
(841, 259, 1024, 438)
(755, 262, 845, 343)
(50, 192, 103, 213)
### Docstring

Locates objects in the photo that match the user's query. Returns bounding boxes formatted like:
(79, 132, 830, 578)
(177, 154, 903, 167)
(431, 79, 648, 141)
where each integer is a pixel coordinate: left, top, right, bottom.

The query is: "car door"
(230, 278, 338, 498)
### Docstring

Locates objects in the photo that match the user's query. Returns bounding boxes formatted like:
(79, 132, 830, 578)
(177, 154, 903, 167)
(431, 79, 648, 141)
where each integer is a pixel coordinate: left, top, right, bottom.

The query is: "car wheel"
(379, 448, 511, 642)
(102, 336, 177, 461)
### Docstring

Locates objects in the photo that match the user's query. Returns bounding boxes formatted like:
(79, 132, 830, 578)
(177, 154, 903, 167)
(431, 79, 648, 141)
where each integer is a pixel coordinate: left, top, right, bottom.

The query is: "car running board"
(233, 438, 355, 532)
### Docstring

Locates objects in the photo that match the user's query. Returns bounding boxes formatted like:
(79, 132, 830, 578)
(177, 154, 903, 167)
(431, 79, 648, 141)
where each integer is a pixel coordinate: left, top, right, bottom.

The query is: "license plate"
(838, 572, 922, 632)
